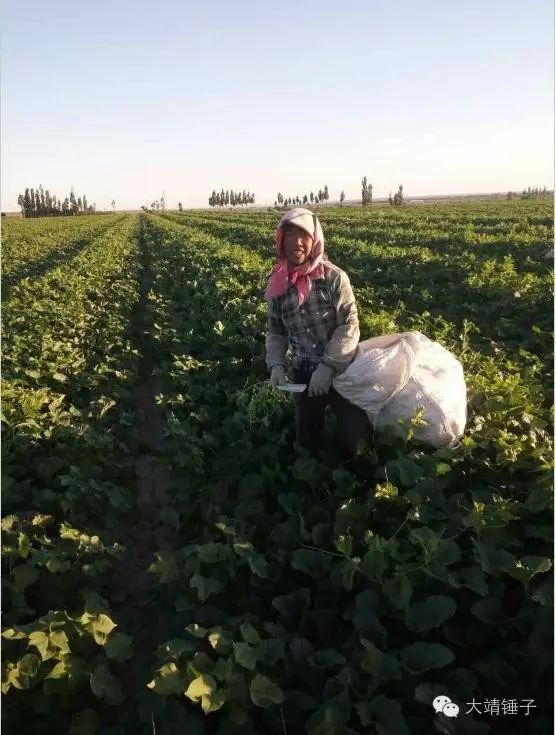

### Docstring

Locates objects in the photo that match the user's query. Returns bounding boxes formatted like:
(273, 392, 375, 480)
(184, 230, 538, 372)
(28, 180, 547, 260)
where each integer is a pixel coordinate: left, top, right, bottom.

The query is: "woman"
(264, 207, 372, 461)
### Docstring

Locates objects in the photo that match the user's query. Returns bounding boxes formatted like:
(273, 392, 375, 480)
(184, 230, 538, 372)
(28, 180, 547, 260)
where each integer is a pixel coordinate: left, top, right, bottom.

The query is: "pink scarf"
(264, 209, 327, 306)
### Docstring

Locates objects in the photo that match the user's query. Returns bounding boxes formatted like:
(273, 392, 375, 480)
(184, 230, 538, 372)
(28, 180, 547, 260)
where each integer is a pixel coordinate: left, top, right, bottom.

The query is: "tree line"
(209, 189, 255, 207)
(148, 194, 166, 211)
(517, 186, 549, 200)
(275, 186, 331, 207)
(274, 179, 405, 208)
(364, 177, 404, 206)
(17, 185, 96, 217)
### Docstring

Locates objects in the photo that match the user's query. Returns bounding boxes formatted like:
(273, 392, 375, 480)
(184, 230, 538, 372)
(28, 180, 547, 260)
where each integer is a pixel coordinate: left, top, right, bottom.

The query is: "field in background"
(1, 200, 553, 735)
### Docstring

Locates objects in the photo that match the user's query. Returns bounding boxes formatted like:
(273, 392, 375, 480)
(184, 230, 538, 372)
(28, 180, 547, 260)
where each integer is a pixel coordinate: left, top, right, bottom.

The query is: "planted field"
(1, 200, 553, 735)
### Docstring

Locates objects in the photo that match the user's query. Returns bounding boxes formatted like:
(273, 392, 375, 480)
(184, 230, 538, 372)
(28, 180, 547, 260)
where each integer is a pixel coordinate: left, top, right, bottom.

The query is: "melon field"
(1, 200, 553, 735)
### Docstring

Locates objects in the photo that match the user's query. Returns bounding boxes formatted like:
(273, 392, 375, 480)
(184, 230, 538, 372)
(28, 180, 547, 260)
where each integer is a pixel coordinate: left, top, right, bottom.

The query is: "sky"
(2, 0, 554, 211)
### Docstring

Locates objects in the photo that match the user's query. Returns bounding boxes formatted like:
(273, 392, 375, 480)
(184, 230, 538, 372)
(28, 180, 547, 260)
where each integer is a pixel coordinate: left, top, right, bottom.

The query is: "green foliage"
(2, 200, 553, 733)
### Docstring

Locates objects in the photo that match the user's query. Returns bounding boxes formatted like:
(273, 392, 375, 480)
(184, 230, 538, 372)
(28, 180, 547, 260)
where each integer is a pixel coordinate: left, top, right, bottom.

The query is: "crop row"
(2, 214, 125, 294)
(160, 204, 552, 360)
(2, 215, 144, 732)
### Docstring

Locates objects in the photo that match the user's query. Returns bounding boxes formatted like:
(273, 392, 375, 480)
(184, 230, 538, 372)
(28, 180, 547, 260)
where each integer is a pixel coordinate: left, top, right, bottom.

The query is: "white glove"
(308, 364, 334, 397)
(270, 365, 287, 388)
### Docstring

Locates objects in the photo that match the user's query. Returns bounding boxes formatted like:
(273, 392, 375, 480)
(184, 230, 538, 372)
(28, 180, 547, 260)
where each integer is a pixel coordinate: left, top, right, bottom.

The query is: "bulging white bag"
(333, 331, 467, 447)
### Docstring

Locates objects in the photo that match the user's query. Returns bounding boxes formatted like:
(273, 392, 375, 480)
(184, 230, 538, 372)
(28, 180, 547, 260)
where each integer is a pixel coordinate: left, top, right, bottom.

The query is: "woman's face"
(282, 223, 313, 266)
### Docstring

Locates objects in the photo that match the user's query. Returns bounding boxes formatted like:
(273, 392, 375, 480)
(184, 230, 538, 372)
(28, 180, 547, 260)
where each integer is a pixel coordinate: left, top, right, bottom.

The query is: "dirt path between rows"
(106, 220, 184, 728)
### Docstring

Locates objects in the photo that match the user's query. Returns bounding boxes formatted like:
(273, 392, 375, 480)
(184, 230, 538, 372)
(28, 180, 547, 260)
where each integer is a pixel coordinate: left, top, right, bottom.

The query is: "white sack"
(333, 331, 467, 447)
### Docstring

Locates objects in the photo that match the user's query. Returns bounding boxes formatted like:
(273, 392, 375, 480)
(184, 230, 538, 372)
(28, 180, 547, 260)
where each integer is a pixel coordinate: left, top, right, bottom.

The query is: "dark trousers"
(292, 367, 373, 466)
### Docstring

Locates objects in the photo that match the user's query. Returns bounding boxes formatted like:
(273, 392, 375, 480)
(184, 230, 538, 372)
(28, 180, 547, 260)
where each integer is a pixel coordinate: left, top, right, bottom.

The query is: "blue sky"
(2, 0, 553, 210)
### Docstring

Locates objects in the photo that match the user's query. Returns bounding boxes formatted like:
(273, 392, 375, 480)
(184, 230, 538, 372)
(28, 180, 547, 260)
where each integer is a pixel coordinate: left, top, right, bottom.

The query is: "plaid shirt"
(265, 262, 360, 375)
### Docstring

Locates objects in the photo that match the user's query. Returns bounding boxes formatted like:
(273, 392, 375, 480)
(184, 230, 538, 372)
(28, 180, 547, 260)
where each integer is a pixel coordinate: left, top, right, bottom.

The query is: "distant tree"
(35, 190, 41, 216)
(77, 196, 83, 212)
(277, 192, 283, 205)
(340, 190, 345, 206)
(324, 184, 329, 204)
(39, 185, 46, 216)
(111, 199, 116, 212)
(62, 197, 70, 215)
(361, 176, 373, 206)
(507, 191, 513, 200)
(310, 192, 314, 203)
(393, 185, 404, 206)
(24, 188, 32, 217)
(17, 193, 25, 215)
(388, 192, 394, 206)
(303, 194, 308, 205)
(83, 194, 88, 212)
(178, 201, 183, 211)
